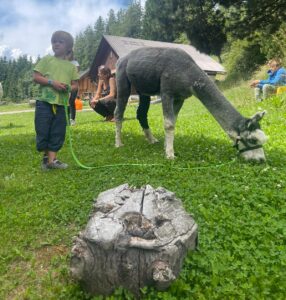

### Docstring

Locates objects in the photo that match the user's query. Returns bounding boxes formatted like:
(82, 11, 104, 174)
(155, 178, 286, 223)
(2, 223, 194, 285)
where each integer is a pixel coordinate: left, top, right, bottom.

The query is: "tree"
(106, 9, 118, 35)
(74, 2, 144, 70)
(142, 0, 178, 41)
(142, 0, 226, 61)
(74, 32, 86, 68)
(218, 0, 286, 39)
(177, 0, 227, 61)
(0, 55, 35, 102)
(82, 25, 97, 70)
(122, 0, 143, 38)
(94, 16, 106, 46)
(106, 2, 143, 38)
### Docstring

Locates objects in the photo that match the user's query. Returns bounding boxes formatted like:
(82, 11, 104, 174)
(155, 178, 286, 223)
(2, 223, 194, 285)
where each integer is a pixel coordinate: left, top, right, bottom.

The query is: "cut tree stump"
(70, 184, 198, 297)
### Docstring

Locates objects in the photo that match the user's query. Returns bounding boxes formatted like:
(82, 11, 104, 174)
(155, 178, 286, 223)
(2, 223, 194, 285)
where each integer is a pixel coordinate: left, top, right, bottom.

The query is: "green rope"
(64, 105, 237, 170)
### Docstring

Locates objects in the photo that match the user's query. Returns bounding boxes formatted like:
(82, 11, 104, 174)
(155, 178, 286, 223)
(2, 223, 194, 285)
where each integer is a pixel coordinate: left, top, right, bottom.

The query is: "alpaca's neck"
(192, 77, 244, 136)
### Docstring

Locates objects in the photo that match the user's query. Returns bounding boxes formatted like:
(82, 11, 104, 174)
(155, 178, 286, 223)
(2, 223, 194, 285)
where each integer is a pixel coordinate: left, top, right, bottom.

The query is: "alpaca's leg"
(173, 99, 185, 121)
(115, 68, 131, 148)
(161, 93, 175, 159)
(137, 95, 158, 144)
(115, 120, 124, 147)
(115, 95, 129, 147)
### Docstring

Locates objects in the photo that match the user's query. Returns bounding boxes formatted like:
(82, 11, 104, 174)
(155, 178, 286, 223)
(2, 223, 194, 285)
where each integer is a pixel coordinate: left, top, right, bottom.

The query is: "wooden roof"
(79, 68, 90, 79)
(90, 35, 226, 80)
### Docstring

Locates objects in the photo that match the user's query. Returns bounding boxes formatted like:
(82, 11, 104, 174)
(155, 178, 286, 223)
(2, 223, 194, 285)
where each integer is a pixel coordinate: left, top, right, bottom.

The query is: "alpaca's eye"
(248, 138, 257, 144)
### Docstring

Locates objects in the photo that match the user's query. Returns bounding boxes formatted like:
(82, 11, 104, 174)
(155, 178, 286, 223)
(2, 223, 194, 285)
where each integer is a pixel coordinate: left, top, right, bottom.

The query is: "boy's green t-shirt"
(34, 55, 79, 106)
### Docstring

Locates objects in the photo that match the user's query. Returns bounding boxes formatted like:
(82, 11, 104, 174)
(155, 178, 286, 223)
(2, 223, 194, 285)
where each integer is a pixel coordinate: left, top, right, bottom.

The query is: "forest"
(0, 0, 286, 102)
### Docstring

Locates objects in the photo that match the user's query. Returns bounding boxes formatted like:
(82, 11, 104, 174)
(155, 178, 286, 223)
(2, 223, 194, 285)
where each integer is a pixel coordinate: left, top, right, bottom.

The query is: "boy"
(33, 30, 79, 170)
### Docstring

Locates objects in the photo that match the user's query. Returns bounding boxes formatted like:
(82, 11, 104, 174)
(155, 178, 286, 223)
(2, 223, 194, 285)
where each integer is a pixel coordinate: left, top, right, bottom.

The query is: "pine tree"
(177, 0, 227, 61)
(106, 9, 118, 35)
(218, 0, 286, 39)
(122, 0, 143, 38)
(142, 0, 178, 42)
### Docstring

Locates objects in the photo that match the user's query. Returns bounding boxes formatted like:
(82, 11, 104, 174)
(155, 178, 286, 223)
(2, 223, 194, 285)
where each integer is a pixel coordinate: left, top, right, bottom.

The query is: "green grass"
(0, 102, 34, 112)
(0, 89, 286, 299)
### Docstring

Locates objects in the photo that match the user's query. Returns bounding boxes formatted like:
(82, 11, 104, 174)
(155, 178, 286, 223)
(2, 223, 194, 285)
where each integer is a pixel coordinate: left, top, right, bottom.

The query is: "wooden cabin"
(77, 69, 97, 100)
(89, 35, 226, 83)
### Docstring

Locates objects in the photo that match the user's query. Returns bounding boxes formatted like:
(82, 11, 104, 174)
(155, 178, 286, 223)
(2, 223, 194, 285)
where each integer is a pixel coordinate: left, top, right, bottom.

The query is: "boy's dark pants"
(35, 101, 67, 152)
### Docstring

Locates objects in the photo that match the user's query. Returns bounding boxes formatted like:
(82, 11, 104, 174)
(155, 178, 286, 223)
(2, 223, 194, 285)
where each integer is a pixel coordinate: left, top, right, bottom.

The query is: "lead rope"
(64, 104, 237, 170)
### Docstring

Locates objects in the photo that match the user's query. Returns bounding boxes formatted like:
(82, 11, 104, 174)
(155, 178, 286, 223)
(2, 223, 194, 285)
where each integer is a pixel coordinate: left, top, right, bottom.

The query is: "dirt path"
(0, 108, 91, 115)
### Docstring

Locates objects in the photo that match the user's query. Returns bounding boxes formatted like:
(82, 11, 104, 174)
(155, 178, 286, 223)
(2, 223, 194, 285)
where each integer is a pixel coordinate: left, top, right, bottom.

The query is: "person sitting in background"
(67, 52, 80, 125)
(250, 58, 286, 101)
(89, 65, 116, 122)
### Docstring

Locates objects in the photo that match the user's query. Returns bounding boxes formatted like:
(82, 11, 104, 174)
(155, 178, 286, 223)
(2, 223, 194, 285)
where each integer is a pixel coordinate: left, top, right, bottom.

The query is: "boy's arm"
(33, 71, 68, 92)
(71, 80, 79, 92)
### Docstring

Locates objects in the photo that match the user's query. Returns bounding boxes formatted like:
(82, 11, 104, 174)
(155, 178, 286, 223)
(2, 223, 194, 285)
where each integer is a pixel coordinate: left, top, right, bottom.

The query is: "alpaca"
(114, 47, 267, 162)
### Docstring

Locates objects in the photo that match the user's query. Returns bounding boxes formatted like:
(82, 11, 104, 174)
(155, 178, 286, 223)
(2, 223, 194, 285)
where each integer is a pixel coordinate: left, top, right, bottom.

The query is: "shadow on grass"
(77, 116, 137, 126)
(0, 123, 25, 129)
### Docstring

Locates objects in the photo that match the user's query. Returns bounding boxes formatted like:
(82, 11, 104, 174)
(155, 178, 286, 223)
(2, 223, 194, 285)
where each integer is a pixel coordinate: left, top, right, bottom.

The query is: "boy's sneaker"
(70, 119, 76, 126)
(47, 159, 68, 170)
(41, 155, 49, 171)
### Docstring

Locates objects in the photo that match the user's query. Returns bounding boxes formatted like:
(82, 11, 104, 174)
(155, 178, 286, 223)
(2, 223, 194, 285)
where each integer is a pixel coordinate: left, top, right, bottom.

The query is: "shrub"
(259, 23, 286, 62)
(221, 40, 265, 88)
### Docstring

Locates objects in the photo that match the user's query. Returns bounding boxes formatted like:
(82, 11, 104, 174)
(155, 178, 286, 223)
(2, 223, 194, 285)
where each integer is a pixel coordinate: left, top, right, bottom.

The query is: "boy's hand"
(51, 80, 69, 91)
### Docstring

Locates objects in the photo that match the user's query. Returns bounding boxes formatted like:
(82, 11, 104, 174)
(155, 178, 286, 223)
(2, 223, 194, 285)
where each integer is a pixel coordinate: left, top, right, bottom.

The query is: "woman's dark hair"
(98, 65, 111, 78)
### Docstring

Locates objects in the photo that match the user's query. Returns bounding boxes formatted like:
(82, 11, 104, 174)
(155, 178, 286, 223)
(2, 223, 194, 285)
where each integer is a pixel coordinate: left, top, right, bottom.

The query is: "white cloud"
(0, 0, 140, 58)
(0, 45, 22, 60)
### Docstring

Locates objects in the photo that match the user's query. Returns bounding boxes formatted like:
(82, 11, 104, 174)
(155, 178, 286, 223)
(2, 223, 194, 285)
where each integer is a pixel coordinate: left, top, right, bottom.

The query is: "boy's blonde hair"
(51, 30, 74, 54)
(268, 58, 282, 67)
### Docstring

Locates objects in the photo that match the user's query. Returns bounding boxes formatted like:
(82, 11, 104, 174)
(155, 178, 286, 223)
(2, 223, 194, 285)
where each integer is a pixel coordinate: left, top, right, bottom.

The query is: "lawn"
(0, 87, 286, 299)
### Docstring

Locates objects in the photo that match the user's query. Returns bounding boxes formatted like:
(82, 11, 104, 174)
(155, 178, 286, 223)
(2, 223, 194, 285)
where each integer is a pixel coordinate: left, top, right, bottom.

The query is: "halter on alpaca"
(114, 47, 267, 162)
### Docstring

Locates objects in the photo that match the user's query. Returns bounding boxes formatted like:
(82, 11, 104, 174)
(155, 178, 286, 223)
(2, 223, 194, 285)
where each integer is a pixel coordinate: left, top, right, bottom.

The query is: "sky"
(0, 0, 141, 60)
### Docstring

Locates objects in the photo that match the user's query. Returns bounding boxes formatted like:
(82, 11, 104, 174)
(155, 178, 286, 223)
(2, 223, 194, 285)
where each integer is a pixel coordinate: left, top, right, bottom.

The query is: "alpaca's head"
(233, 111, 268, 162)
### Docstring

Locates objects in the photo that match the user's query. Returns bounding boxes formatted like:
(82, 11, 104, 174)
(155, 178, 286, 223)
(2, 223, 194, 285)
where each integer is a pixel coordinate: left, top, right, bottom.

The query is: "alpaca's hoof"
(166, 152, 175, 159)
(115, 142, 124, 148)
(149, 137, 159, 144)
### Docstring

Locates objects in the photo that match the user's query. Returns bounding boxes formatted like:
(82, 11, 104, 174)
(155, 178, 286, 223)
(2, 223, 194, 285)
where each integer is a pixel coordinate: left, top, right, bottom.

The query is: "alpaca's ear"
(227, 130, 239, 140)
(251, 111, 266, 123)
(247, 111, 266, 128)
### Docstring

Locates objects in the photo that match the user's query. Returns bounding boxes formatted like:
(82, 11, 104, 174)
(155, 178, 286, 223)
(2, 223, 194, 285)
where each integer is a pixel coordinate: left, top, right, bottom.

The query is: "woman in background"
(68, 53, 80, 125)
(89, 65, 117, 122)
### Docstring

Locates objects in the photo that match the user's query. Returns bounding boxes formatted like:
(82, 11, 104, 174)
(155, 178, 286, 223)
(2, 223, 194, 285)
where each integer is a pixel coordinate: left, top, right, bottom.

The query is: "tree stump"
(70, 184, 198, 297)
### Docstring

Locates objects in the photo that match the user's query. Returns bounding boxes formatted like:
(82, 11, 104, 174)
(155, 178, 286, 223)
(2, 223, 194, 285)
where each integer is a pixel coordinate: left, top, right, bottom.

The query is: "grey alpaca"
(115, 47, 267, 161)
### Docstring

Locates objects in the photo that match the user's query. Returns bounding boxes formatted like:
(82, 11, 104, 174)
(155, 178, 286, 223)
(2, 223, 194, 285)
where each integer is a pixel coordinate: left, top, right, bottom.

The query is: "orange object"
(75, 98, 83, 110)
